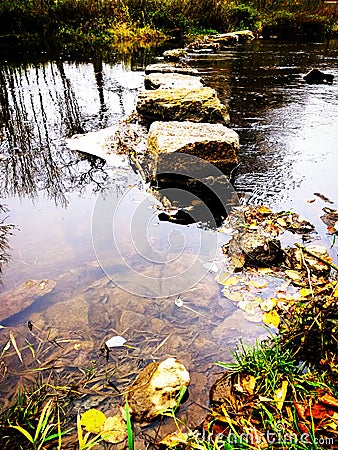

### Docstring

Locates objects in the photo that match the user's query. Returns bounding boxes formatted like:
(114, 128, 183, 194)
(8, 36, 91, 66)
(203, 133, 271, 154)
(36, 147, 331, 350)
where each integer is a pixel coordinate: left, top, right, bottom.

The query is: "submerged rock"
(0, 279, 56, 322)
(304, 68, 334, 84)
(144, 73, 204, 90)
(136, 87, 229, 124)
(126, 357, 190, 422)
(145, 63, 198, 76)
(146, 121, 239, 177)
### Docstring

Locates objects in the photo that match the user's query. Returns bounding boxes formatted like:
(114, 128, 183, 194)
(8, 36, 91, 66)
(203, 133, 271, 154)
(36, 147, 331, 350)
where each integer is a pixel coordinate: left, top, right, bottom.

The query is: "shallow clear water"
(0, 40, 338, 433)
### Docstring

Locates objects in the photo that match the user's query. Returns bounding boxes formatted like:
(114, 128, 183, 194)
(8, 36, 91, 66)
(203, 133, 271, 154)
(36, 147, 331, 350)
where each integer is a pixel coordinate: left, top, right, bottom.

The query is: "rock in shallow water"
(0, 279, 56, 322)
(136, 87, 229, 124)
(126, 357, 190, 422)
(144, 73, 204, 90)
(146, 121, 239, 177)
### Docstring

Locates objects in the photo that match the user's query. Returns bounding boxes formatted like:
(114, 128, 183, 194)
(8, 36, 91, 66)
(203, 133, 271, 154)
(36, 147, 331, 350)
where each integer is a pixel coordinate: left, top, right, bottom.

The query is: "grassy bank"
(0, 1, 337, 55)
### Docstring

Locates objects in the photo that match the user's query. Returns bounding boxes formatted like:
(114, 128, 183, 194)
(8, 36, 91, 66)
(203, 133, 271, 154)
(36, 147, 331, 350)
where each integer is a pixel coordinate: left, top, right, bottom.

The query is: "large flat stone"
(145, 63, 198, 76)
(145, 121, 239, 177)
(136, 87, 229, 124)
(145, 73, 204, 90)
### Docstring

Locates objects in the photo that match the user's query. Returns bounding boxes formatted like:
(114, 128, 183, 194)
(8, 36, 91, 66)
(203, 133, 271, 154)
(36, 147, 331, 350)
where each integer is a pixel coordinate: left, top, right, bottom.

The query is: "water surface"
(1, 40, 338, 435)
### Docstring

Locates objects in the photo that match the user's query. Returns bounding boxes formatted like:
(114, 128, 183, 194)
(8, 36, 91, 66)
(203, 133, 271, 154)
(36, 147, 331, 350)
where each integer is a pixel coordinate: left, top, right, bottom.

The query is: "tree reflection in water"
(0, 205, 14, 279)
(0, 57, 137, 208)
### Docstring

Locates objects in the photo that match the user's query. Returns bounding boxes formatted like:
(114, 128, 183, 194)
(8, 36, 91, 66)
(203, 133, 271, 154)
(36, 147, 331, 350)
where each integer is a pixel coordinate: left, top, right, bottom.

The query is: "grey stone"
(136, 87, 229, 124)
(163, 48, 187, 62)
(145, 73, 204, 90)
(146, 121, 239, 178)
(145, 63, 199, 76)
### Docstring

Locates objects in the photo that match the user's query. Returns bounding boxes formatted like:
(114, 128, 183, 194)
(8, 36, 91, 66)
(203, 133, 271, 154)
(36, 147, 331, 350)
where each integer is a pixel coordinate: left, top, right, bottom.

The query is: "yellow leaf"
(333, 285, 338, 297)
(285, 270, 302, 281)
(257, 267, 272, 274)
(215, 272, 231, 284)
(222, 288, 242, 302)
(101, 415, 127, 444)
(299, 287, 313, 297)
(274, 380, 288, 411)
(9, 330, 23, 364)
(249, 279, 268, 289)
(221, 276, 240, 287)
(263, 310, 280, 328)
(80, 409, 106, 434)
(276, 217, 287, 227)
(257, 206, 271, 214)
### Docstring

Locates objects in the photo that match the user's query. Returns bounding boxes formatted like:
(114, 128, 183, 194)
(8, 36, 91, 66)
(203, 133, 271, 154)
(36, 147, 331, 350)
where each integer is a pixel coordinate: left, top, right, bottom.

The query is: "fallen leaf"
(249, 279, 268, 289)
(274, 380, 288, 411)
(160, 431, 189, 447)
(222, 288, 242, 302)
(101, 415, 127, 444)
(263, 310, 280, 328)
(318, 393, 338, 409)
(260, 298, 277, 312)
(203, 261, 219, 273)
(105, 336, 127, 348)
(81, 409, 106, 434)
(276, 217, 287, 227)
(256, 206, 271, 214)
(221, 276, 240, 287)
(285, 270, 303, 282)
(299, 288, 313, 297)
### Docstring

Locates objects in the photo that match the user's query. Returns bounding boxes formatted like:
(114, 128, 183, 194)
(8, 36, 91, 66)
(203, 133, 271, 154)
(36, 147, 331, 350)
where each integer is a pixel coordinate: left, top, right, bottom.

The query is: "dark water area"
(0, 39, 338, 435)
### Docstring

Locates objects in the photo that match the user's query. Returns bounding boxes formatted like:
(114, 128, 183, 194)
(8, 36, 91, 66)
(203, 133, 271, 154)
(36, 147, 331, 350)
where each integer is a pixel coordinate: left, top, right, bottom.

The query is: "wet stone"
(145, 63, 199, 76)
(145, 121, 238, 178)
(144, 73, 204, 90)
(136, 87, 229, 124)
(0, 279, 56, 322)
(126, 358, 190, 423)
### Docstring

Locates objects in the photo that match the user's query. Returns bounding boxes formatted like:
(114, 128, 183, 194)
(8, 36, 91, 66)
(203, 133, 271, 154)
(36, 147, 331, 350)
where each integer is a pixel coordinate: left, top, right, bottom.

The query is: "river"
(0, 39, 337, 436)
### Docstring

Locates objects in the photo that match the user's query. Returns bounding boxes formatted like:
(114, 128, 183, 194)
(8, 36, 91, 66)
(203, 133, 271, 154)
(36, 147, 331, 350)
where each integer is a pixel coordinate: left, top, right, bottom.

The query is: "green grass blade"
(125, 399, 134, 450)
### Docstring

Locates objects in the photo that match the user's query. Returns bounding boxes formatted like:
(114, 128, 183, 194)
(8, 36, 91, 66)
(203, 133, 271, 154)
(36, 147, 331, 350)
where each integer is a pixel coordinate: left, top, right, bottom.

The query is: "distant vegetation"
(0, 1, 337, 53)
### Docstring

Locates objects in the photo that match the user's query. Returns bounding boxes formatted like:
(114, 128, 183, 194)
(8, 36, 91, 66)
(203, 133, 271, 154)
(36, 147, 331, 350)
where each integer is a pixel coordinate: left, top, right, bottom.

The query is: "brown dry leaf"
(240, 374, 256, 396)
(101, 415, 127, 444)
(262, 310, 280, 328)
(274, 380, 288, 411)
(160, 431, 189, 447)
(318, 393, 338, 409)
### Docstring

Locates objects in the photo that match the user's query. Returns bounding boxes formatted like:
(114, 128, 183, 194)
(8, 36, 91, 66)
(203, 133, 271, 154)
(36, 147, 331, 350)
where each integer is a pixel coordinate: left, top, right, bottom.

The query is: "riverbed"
(0, 39, 337, 435)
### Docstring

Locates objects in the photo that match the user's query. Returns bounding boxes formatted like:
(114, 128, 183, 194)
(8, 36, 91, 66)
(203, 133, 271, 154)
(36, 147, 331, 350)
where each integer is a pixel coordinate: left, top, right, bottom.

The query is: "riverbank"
(1, 1, 338, 58)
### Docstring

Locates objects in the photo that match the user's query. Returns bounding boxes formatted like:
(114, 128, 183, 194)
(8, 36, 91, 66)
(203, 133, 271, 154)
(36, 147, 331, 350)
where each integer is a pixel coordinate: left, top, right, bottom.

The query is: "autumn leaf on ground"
(299, 287, 313, 297)
(80, 409, 106, 434)
(263, 310, 280, 328)
(101, 415, 128, 443)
